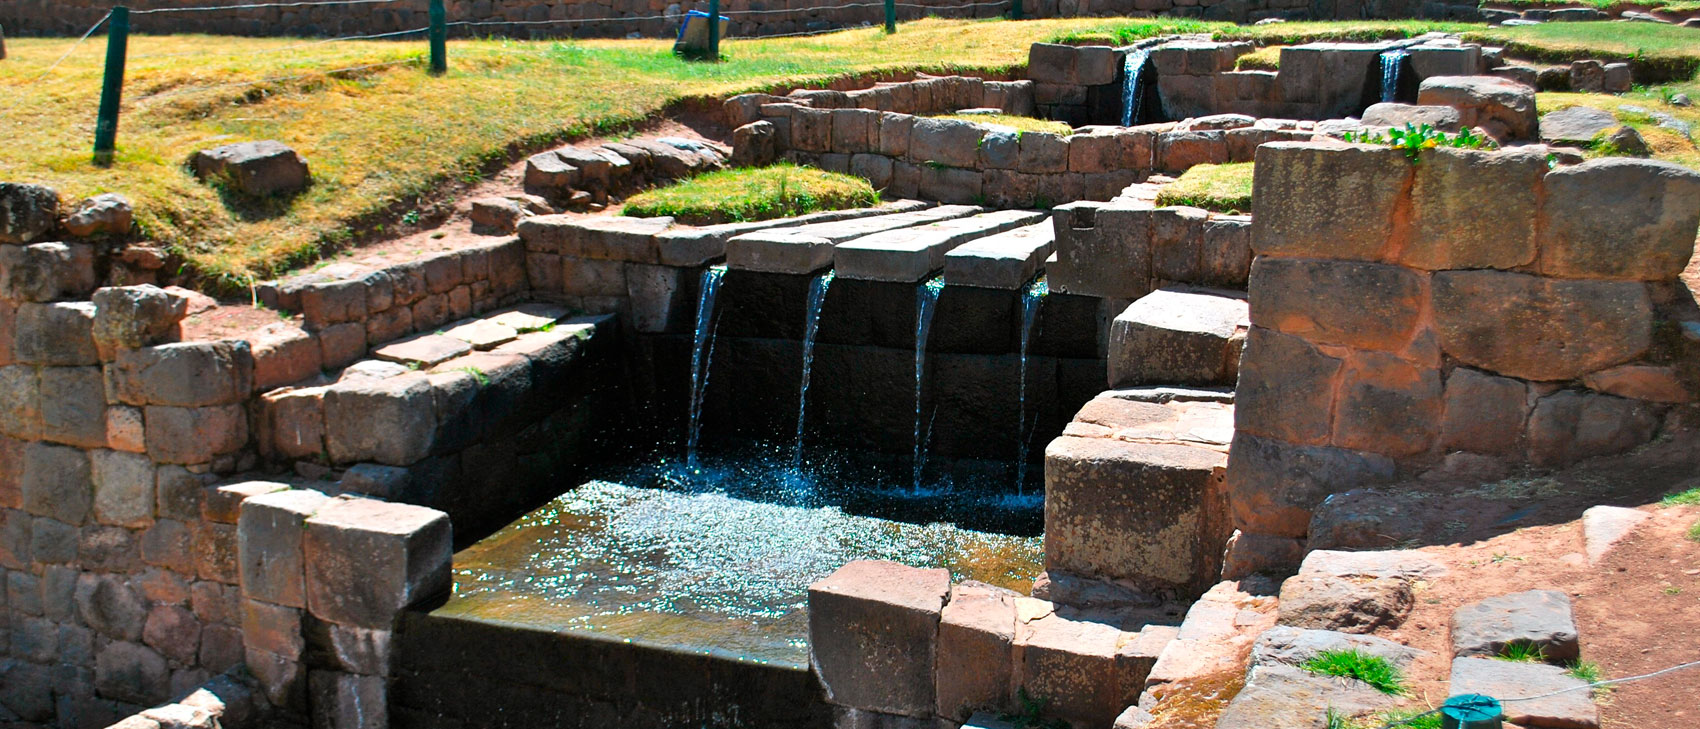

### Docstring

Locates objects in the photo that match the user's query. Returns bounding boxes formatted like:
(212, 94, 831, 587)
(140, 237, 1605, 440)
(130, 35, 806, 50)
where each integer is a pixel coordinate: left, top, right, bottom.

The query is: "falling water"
(1014, 277, 1049, 494)
(793, 269, 835, 468)
(686, 264, 727, 472)
(912, 275, 946, 491)
(1120, 48, 1152, 127)
(1379, 49, 1408, 104)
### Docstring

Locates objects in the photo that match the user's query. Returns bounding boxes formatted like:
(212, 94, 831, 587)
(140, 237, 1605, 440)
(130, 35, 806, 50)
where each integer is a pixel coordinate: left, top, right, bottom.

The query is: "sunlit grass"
(622, 164, 878, 224)
(1156, 162, 1254, 214)
(1539, 90, 1700, 170)
(931, 113, 1073, 135)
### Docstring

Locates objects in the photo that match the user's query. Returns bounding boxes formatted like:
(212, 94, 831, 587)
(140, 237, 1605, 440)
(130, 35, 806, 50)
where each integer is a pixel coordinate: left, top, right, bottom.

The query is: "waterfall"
(1014, 277, 1048, 494)
(912, 275, 946, 491)
(793, 269, 834, 469)
(1379, 49, 1408, 104)
(686, 264, 727, 472)
(1120, 48, 1152, 127)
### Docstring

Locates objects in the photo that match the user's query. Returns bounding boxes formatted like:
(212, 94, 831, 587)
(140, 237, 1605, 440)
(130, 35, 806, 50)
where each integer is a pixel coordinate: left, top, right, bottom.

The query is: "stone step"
(1108, 286, 1248, 389)
(835, 209, 1047, 282)
(1449, 657, 1599, 729)
(653, 200, 931, 267)
(724, 204, 983, 274)
(942, 221, 1056, 290)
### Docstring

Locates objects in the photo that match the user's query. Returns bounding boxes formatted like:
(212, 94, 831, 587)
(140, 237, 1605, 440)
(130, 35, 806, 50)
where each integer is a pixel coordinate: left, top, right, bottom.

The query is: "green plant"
(623, 164, 878, 225)
(1661, 485, 1700, 506)
(401, 209, 422, 225)
(1688, 519, 1700, 543)
(459, 366, 491, 387)
(1325, 707, 1353, 729)
(1001, 687, 1071, 729)
(1155, 161, 1254, 213)
(1498, 641, 1546, 663)
(1565, 659, 1603, 684)
(1361, 708, 1443, 729)
(1342, 123, 1496, 162)
(1301, 649, 1408, 695)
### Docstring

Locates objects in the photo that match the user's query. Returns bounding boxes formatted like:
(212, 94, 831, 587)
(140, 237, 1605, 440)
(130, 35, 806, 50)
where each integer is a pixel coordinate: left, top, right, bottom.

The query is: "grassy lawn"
(623, 164, 878, 224)
(1156, 162, 1254, 214)
(931, 113, 1074, 135)
(1235, 46, 1284, 71)
(1466, 21, 1700, 80)
(5, 17, 1699, 290)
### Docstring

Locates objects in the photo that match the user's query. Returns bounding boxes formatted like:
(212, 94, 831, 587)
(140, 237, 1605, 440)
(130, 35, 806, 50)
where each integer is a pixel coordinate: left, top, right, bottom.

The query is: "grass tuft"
(1498, 641, 1547, 663)
(1687, 519, 1700, 543)
(1235, 46, 1284, 71)
(1301, 649, 1408, 696)
(1661, 485, 1700, 506)
(1155, 162, 1254, 214)
(622, 164, 878, 225)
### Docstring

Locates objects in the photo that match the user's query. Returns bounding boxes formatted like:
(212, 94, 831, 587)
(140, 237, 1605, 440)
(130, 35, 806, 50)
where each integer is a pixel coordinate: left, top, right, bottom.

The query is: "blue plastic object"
(1441, 694, 1503, 729)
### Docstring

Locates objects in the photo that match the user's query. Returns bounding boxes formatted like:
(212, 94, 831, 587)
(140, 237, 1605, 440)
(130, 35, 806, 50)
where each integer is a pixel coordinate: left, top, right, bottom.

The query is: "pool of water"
(442, 447, 1045, 668)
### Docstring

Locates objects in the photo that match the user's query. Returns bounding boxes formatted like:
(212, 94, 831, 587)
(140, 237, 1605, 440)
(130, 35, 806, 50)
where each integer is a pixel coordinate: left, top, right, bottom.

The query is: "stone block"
(1332, 351, 1442, 458)
(935, 581, 1017, 720)
(1011, 603, 1131, 729)
(304, 497, 452, 629)
(142, 604, 201, 665)
(14, 301, 98, 365)
(1233, 327, 1341, 446)
(309, 670, 388, 729)
(0, 241, 95, 302)
(242, 598, 305, 658)
(324, 375, 436, 466)
(90, 449, 154, 527)
(191, 140, 310, 197)
(1044, 436, 1228, 594)
(144, 405, 247, 465)
(1027, 43, 1078, 85)
(111, 341, 253, 407)
(1156, 131, 1228, 172)
(909, 117, 983, 168)
(919, 165, 983, 206)
(240, 489, 331, 608)
(1108, 288, 1246, 388)
(1451, 589, 1578, 661)
(91, 285, 190, 356)
(301, 280, 367, 328)
(833, 109, 880, 155)
(793, 107, 833, 153)
(30, 516, 77, 565)
(1406, 146, 1546, 270)
(250, 323, 321, 390)
(39, 365, 106, 448)
(1417, 75, 1537, 140)
(978, 129, 1019, 170)
(850, 153, 895, 190)
(76, 572, 148, 641)
(1528, 389, 1659, 468)
(0, 365, 40, 440)
(1440, 367, 1528, 456)
(1253, 625, 1425, 671)
(325, 623, 393, 675)
(246, 647, 306, 712)
(518, 214, 672, 263)
(1225, 432, 1395, 538)
(1448, 657, 1597, 728)
(1146, 207, 1208, 283)
(319, 322, 367, 370)
(1049, 204, 1152, 299)
(1539, 158, 1700, 280)
(1432, 270, 1651, 381)
(1278, 572, 1413, 633)
(1361, 102, 1463, 132)
(196, 521, 239, 583)
(1214, 663, 1394, 729)
(1251, 142, 1411, 261)
(21, 441, 91, 524)
(1018, 132, 1069, 174)
(0, 183, 60, 245)
(878, 113, 915, 158)
(808, 560, 950, 717)
(1582, 364, 1689, 403)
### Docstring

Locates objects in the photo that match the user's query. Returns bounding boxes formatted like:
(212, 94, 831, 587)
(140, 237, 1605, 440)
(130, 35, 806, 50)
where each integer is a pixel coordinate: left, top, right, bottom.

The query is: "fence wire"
(132, 0, 406, 14)
(31, 11, 113, 82)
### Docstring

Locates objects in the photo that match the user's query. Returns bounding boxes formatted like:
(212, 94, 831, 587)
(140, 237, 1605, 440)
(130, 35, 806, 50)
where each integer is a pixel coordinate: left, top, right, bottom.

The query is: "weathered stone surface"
(309, 671, 388, 729)
(1049, 203, 1152, 299)
(76, 572, 148, 641)
(1406, 146, 1546, 270)
(1360, 103, 1463, 132)
(1249, 258, 1423, 351)
(1251, 625, 1425, 670)
(0, 183, 60, 244)
(91, 449, 154, 527)
(143, 604, 201, 665)
(372, 333, 471, 368)
(1108, 288, 1247, 388)
(191, 140, 311, 197)
(1581, 505, 1651, 565)
(1278, 572, 1414, 633)
(1233, 328, 1341, 446)
(242, 599, 304, 658)
(1432, 270, 1651, 381)
(936, 581, 1017, 720)
(92, 285, 190, 357)
(1044, 436, 1228, 595)
(468, 197, 529, 234)
(1528, 389, 1660, 467)
(1453, 589, 1581, 661)
(1018, 132, 1068, 174)
(246, 647, 306, 711)
(1226, 433, 1396, 539)
(1583, 363, 1692, 404)
(1214, 663, 1394, 729)
(1252, 142, 1411, 261)
(730, 120, 778, 168)
(63, 192, 134, 237)
(1417, 75, 1538, 141)
(39, 365, 107, 448)
(144, 404, 248, 465)
(1009, 601, 1136, 729)
(304, 497, 452, 629)
(14, 301, 98, 365)
(112, 341, 253, 407)
(943, 222, 1054, 290)
(518, 214, 673, 263)
(1541, 105, 1618, 146)
(835, 210, 1043, 282)
(0, 242, 95, 302)
(1440, 367, 1528, 456)
(1539, 158, 1700, 280)
(1332, 351, 1442, 458)
(1449, 657, 1598, 729)
(251, 322, 321, 390)
(808, 560, 950, 717)
(323, 375, 436, 466)
(240, 488, 331, 608)
(1221, 530, 1306, 578)
(96, 641, 172, 706)
(21, 441, 92, 524)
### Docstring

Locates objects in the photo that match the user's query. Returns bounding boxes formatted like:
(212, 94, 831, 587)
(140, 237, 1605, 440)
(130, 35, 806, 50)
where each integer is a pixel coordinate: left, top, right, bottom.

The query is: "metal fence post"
(708, 0, 720, 61)
(429, 0, 447, 74)
(93, 6, 130, 166)
(885, 0, 895, 33)
(1012, 0, 1023, 19)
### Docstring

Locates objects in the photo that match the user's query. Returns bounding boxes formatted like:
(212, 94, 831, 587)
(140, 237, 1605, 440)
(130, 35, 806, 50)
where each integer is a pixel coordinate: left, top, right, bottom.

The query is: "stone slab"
(371, 334, 472, 368)
(835, 210, 1046, 282)
(1451, 589, 1579, 662)
(808, 560, 950, 717)
(726, 205, 981, 274)
(1448, 657, 1599, 729)
(942, 222, 1055, 290)
(1108, 287, 1247, 388)
(1581, 505, 1651, 565)
(653, 201, 930, 267)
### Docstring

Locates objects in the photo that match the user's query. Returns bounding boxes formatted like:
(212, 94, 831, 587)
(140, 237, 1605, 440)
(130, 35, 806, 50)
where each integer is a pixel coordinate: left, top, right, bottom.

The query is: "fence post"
(93, 6, 130, 166)
(885, 0, 895, 33)
(1012, 0, 1023, 19)
(429, 0, 447, 74)
(708, 0, 720, 62)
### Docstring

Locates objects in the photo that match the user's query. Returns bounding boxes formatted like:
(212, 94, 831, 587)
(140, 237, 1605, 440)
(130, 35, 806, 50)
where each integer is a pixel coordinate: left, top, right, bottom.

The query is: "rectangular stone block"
(935, 581, 1016, 721)
(1405, 146, 1545, 271)
(38, 365, 106, 448)
(908, 118, 983, 168)
(258, 386, 326, 461)
(242, 598, 305, 658)
(1251, 142, 1412, 261)
(323, 376, 436, 467)
(14, 302, 98, 366)
(943, 223, 1055, 290)
(1200, 216, 1252, 288)
(304, 497, 451, 629)
(1109, 288, 1247, 388)
(832, 108, 880, 155)
(1537, 157, 1700, 280)
(240, 489, 332, 608)
(1247, 257, 1424, 351)
(1224, 431, 1396, 539)
(20, 442, 92, 525)
(144, 404, 248, 465)
(1048, 203, 1152, 299)
(808, 560, 950, 717)
(91, 449, 154, 528)
(1011, 601, 1130, 729)
(110, 341, 254, 407)
(517, 214, 673, 264)
(1232, 327, 1342, 446)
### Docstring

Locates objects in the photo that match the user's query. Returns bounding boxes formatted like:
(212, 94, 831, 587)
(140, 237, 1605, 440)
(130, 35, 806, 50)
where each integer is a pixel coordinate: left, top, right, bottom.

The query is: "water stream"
(1120, 47, 1153, 127)
(793, 269, 835, 468)
(1379, 49, 1408, 104)
(686, 264, 727, 471)
(912, 274, 946, 491)
(1014, 277, 1048, 494)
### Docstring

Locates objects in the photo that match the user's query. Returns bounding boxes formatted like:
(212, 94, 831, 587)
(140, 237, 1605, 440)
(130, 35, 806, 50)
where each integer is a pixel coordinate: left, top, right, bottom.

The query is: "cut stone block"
(726, 205, 978, 274)
(1248, 258, 1423, 352)
(808, 560, 950, 717)
(1418, 75, 1538, 141)
(303, 497, 452, 629)
(935, 581, 1017, 721)
(1448, 657, 1598, 729)
(1251, 625, 1425, 671)
(1451, 589, 1579, 662)
(323, 375, 436, 466)
(1431, 270, 1650, 382)
(517, 214, 675, 263)
(1539, 158, 1700, 280)
(1581, 505, 1651, 565)
(1232, 328, 1342, 447)
(239, 488, 331, 608)
(190, 140, 311, 197)
(110, 341, 254, 407)
(1251, 142, 1411, 262)
(1214, 663, 1395, 729)
(1361, 103, 1463, 132)
(1541, 106, 1618, 146)
(309, 670, 388, 729)
(440, 318, 518, 351)
(1011, 601, 1134, 729)
(1277, 572, 1413, 633)
(1108, 287, 1247, 388)
(835, 210, 1045, 282)
(942, 222, 1055, 290)
(1528, 389, 1659, 468)
(1406, 146, 1546, 271)
(1146, 581, 1279, 690)
(372, 334, 472, 368)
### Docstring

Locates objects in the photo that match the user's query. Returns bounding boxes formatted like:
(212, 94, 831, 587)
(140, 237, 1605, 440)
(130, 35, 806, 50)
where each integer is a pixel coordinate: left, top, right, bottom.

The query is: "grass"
(1660, 485, 1700, 506)
(1465, 21, 1700, 81)
(621, 164, 878, 224)
(1155, 162, 1254, 214)
(1539, 91, 1700, 170)
(1358, 708, 1444, 729)
(1235, 46, 1283, 71)
(1301, 649, 1408, 696)
(1483, 0, 1700, 12)
(1688, 519, 1700, 543)
(932, 113, 1074, 136)
(1498, 641, 1548, 663)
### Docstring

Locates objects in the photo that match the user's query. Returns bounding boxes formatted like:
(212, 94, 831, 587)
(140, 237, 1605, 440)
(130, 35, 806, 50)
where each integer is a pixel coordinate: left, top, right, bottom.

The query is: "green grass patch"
(1498, 641, 1548, 663)
(1660, 485, 1700, 506)
(1541, 91, 1700, 170)
(1465, 21, 1700, 82)
(1687, 519, 1700, 543)
(1043, 19, 1220, 46)
(1155, 162, 1254, 214)
(1565, 659, 1604, 684)
(1358, 708, 1444, 729)
(1301, 649, 1408, 696)
(1235, 46, 1283, 71)
(622, 164, 878, 225)
(931, 113, 1073, 136)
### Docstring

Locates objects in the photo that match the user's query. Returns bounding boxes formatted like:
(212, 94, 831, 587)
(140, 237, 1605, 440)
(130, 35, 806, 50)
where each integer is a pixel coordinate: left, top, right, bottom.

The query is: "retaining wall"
(1224, 141, 1700, 570)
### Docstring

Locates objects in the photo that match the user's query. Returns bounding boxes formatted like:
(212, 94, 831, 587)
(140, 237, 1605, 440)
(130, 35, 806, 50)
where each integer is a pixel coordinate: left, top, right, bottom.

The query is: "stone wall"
(1225, 141, 1700, 570)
